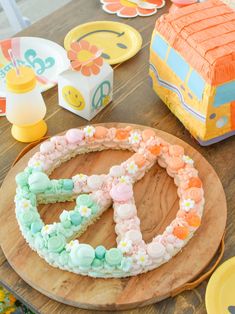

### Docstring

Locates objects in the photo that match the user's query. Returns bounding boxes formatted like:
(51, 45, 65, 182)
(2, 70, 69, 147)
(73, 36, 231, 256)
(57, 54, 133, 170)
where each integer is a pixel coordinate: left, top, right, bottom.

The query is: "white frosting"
(147, 242, 166, 259)
(126, 230, 143, 244)
(87, 175, 104, 190)
(116, 204, 136, 220)
(109, 165, 125, 177)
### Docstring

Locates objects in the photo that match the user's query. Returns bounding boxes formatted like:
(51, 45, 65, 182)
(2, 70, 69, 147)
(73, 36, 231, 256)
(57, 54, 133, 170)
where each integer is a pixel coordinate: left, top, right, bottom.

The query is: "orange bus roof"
(155, 0, 235, 85)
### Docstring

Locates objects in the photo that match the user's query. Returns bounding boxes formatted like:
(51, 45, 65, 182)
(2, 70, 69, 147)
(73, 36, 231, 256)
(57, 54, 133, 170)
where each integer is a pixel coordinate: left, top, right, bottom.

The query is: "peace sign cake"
(14, 125, 204, 278)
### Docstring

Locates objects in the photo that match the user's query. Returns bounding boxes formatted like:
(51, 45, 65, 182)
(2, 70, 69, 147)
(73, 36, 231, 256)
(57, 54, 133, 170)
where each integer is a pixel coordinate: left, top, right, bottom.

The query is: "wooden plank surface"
(0, 0, 234, 313)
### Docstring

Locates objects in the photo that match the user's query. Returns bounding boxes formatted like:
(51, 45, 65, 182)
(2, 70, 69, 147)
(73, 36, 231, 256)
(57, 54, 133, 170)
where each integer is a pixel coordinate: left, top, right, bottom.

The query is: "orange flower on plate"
(100, 0, 165, 18)
(67, 40, 103, 76)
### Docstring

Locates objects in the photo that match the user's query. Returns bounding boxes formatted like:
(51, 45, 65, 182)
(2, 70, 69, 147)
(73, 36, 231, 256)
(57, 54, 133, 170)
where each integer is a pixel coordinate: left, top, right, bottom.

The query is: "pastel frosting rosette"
(14, 125, 204, 278)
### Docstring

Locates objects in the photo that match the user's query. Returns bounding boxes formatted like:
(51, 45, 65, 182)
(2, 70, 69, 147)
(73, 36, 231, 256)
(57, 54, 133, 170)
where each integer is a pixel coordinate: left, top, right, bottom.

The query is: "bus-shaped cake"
(149, 0, 235, 145)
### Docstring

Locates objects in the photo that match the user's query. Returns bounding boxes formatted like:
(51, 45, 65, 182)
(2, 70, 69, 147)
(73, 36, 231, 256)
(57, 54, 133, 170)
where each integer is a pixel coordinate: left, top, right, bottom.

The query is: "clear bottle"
(6, 66, 47, 142)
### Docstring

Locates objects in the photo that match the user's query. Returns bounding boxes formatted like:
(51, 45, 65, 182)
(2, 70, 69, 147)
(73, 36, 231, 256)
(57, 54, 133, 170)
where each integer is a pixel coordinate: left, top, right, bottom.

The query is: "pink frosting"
(167, 157, 185, 171)
(169, 145, 184, 157)
(51, 136, 68, 152)
(40, 141, 55, 154)
(177, 167, 198, 181)
(131, 242, 146, 255)
(66, 129, 84, 144)
(172, 0, 196, 4)
(115, 217, 140, 234)
(181, 187, 203, 203)
(92, 190, 112, 207)
(30, 152, 46, 162)
(110, 183, 133, 202)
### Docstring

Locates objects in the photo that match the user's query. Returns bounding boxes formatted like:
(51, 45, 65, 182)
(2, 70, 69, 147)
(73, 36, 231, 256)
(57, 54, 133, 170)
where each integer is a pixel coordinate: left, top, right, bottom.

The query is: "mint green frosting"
(119, 257, 132, 272)
(91, 203, 99, 214)
(62, 220, 71, 229)
(62, 179, 74, 191)
(104, 261, 115, 271)
(105, 248, 123, 266)
(59, 210, 70, 222)
(28, 172, 51, 194)
(16, 192, 36, 207)
(24, 167, 33, 174)
(15, 172, 29, 187)
(57, 225, 74, 238)
(91, 258, 103, 269)
(70, 212, 82, 226)
(78, 265, 90, 271)
(95, 245, 106, 260)
(47, 234, 66, 253)
(59, 251, 69, 266)
(19, 210, 38, 227)
(34, 235, 45, 249)
(76, 194, 93, 207)
(31, 221, 43, 234)
(70, 244, 95, 267)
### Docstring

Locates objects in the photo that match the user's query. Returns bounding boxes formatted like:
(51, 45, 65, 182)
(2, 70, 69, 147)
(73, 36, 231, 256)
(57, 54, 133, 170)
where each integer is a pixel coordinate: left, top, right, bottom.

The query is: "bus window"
(214, 80, 235, 107)
(188, 70, 205, 101)
(152, 35, 169, 61)
(167, 49, 189, 82)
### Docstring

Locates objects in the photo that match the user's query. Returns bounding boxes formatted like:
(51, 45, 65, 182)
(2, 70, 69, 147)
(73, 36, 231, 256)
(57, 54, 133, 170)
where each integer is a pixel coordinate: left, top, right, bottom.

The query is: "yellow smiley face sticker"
(62, 86, 85, 111)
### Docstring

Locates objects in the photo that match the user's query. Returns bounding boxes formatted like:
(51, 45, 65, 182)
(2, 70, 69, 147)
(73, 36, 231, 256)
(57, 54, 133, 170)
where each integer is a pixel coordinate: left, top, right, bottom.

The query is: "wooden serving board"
(0, 123, 227, 311)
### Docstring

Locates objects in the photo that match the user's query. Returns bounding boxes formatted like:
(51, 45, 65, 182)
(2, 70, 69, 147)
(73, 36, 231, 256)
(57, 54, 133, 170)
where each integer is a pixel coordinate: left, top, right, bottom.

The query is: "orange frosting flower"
(188, 177, 202, 188)
(67, 40, 103, 76)
(132, 153, 146, 168)
(173, 226, 189, 240)
(186, 213, 201, 227)
(115, 128, 130, 140)
(142, 129, 155, 142)
(148, 145, 161, 156)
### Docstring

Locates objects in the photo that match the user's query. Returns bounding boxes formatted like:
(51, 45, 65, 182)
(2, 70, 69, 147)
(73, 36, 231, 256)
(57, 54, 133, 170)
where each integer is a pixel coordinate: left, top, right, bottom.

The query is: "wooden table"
(0, 1, 234, 313)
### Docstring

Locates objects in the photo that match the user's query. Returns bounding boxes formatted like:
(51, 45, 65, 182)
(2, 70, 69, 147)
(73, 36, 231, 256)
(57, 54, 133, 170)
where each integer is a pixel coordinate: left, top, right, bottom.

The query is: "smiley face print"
(62, 86, 85, 111)
(64, 22, 142, 65)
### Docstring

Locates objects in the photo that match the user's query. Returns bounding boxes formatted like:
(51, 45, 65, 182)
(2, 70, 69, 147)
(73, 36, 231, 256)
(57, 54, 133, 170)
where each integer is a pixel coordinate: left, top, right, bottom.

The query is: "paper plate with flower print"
(100, 0, 165, 18)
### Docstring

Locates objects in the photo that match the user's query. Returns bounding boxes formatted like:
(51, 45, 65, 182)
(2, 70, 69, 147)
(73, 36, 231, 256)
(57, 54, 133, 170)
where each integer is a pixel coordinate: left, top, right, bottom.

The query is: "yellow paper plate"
(64, 21, 142, 65)
(206, 257, 235, 314)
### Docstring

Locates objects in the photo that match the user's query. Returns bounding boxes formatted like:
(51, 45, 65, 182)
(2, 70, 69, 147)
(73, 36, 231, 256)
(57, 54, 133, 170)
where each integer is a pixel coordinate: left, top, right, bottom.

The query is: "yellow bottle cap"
(6, 66, 36, 93)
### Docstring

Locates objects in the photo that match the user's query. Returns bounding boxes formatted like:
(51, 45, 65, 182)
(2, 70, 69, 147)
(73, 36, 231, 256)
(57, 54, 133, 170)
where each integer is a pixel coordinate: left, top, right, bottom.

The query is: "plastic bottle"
(6, 66, 47, 142)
